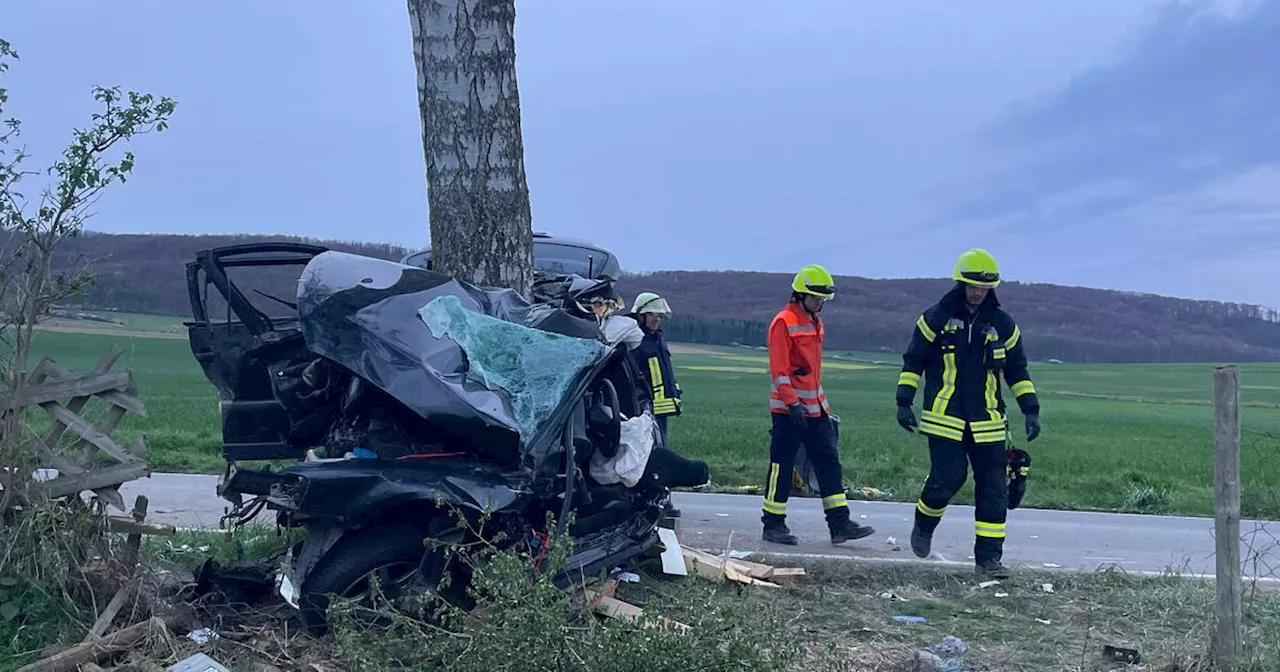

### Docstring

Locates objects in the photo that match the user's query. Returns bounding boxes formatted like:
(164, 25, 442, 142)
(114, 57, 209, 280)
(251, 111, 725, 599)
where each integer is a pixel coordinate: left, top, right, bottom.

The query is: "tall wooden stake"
(1213, 365, 1243, 665)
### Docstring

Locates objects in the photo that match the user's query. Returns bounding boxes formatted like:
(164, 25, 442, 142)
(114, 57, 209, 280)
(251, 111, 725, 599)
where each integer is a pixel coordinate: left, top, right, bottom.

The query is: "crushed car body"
(184, 244, 707, 633)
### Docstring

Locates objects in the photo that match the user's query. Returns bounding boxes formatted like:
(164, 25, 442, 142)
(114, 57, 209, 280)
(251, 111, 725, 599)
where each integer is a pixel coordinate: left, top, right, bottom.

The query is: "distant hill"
(23, 231, 1280, 364)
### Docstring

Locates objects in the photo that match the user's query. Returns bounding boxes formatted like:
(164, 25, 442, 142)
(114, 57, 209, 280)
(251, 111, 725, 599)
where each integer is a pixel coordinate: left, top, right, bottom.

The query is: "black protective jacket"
(632, 327, 682, 417)
(895, 284, 1040, 444)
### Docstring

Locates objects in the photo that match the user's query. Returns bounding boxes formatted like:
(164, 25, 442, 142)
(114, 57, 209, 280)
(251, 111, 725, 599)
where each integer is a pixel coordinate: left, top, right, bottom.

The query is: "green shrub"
(328, 512, 801, 672)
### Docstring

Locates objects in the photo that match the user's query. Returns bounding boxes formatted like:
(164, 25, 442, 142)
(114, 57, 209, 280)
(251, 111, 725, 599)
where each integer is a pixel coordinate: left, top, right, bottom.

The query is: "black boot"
(662, 494, 681, 518)
(976, 558, 1012, 580)
(762, 514, 798, 545)
(910, 522, 932, 558)
(828, 517, 875, 545)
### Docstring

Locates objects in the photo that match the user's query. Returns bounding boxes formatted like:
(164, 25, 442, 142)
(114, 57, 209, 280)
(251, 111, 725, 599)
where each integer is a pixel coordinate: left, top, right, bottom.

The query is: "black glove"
(1025, 413, 1041, 442)
(896, 404, 917, 433)
(787, 403, 807, 429)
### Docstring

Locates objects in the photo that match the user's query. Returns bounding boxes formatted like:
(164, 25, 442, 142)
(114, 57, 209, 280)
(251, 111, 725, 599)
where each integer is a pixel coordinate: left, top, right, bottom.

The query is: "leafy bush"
(329, 512, 801, 672)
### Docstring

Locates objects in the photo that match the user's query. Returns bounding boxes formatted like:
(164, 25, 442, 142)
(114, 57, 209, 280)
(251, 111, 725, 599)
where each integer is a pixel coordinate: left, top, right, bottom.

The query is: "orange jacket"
(767, 302, 831, 417)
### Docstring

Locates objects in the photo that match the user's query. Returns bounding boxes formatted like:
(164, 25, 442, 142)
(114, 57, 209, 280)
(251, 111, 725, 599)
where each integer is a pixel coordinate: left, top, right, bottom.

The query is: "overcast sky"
(3, 0, 1276, 308)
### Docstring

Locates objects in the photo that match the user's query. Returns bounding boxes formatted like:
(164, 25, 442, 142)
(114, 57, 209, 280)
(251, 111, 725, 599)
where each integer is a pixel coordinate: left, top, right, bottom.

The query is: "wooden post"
(1213, 365, 1243, 665)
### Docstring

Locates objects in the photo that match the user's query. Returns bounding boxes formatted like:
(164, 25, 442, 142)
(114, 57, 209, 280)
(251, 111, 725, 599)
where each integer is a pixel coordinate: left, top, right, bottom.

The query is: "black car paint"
(184, 243, 666, 612)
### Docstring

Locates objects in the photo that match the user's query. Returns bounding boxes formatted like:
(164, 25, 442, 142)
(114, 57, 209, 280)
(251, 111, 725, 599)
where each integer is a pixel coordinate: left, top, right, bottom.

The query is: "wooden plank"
(0, 372, 129, 411)
(121, 496, 148, 568)
(83, 585, 132, 641)
(764, 567, 808, 585)
(15, 616, 162, 672)
(32, 462, 149, 500)
(106, 517, 175, 537)
(35, 348, 124, 451)
(1213, 365, 1244, 666)
(680, 549, 780, 588)
(582, 589, 691, 633)
(37, 403, 136, 465)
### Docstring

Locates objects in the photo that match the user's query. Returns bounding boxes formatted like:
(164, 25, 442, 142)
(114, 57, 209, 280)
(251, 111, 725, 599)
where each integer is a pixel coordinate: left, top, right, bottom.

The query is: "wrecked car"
(184, 243, 707, 632)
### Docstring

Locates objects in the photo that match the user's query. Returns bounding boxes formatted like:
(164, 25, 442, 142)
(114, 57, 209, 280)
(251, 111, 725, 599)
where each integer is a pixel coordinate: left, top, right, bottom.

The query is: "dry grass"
(612, 557, 1280, 672)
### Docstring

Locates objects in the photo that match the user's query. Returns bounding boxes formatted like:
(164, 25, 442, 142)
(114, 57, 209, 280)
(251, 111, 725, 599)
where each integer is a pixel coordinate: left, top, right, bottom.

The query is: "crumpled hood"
(294, 251, 610, 467)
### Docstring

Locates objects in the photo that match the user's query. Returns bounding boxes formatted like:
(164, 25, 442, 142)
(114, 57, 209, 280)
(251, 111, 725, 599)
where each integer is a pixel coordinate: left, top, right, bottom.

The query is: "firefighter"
(894, 248, 1042, 579)
(761, 264, 876, 546)
(629, 292, 682, 444)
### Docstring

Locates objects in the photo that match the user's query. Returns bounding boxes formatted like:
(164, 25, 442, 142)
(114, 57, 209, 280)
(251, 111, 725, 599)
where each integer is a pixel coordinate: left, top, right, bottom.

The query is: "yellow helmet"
(953, 248, 1001, 288)
(791, 264, 836, 299)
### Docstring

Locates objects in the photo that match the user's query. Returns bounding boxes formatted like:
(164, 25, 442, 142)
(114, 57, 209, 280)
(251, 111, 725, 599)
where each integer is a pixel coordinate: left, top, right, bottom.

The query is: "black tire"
(298, 523, 466, 635)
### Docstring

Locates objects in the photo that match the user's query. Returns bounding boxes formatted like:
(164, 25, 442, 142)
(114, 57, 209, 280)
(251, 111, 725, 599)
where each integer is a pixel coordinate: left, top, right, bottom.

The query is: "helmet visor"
(803, 284, 836, 297)
(960, 270, 1000, 284)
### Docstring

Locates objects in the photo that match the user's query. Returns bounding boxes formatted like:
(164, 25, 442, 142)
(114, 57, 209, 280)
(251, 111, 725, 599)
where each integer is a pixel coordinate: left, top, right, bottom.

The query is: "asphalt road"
(119, 473, 1280, 581)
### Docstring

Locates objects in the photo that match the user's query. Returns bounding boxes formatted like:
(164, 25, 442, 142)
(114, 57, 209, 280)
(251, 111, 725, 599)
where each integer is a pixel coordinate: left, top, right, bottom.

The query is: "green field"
(24, 330, 1280, 520)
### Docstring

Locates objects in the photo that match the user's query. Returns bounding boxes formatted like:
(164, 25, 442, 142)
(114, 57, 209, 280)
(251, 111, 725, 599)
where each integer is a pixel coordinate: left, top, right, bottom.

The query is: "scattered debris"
(993, 592, 1009, 598)
(893, 615, 928, 623)
(16, 617, 168, 672)
(1035, 618, 1052, 625)
(582, 580, 691, 633)
(1102, 645, 1141, 665)
(932, 635, 969, 656)
(1040, 583, 1055, 593)
(879, 591, 910, 602)
(168, 653, 232, 672)
(977, 580, 1001, 589)
(914, 649, 946, 672)
(187, 627, 219, 644)
(1043, 562, 1062, 568)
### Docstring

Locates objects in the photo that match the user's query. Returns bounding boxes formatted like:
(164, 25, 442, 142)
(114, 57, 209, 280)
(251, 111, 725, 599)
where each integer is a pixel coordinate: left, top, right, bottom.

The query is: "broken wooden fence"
(1, 345, 150, 512)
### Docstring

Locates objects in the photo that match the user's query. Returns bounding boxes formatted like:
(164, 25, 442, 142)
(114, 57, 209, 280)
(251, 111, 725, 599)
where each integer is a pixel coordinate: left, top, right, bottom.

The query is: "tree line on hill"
(18, 230, 1280, 364)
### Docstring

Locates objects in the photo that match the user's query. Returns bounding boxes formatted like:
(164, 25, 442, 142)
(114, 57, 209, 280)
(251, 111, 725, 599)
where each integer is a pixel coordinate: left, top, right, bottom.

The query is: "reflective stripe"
(916, 500, 946, 517)
(1005, 325, 1021, 350)
(931, 351, 958, 418)
(796, 389, 822, 400)
(992, 347, 1005, 360)
(921, 410, 964, 429)
(769, 399, 789, 410)
(975, 521, 1006, 539)
(970, 418, 1005, 433)
(788, 324, 817, 335)
(916, 315, 936, 342)
(920, 422, 964, 442)
(898, 371, 921, 389)
(972, 429, 1006, 444)
(764, 462, 786, 515)
(774, 376, 791, 386)
(822, 493, 848, 510)
(649, 356, 678, 416)
(984, 371, 1000, 421)
(1011, 380, 1036, 397)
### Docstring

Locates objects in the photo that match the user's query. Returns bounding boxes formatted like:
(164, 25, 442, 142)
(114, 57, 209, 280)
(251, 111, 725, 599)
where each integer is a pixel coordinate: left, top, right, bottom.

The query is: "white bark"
(407, 0, 535, 296)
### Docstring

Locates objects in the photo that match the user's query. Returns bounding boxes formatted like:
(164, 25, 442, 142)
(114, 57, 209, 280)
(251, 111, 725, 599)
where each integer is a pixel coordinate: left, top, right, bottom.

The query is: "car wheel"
(298, 523, 467, 635)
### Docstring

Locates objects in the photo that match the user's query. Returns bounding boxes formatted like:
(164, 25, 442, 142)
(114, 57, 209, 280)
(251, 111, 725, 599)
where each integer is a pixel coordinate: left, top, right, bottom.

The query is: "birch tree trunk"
(407, 0, 535, 296)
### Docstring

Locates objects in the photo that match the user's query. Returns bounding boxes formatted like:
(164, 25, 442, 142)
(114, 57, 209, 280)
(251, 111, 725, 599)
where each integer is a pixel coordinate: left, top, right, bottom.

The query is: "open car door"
(185, 243, 328, 465)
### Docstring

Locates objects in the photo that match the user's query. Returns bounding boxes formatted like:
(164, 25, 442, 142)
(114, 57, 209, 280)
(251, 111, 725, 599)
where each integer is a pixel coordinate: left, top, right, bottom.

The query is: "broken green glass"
(419, 294, 608, 442)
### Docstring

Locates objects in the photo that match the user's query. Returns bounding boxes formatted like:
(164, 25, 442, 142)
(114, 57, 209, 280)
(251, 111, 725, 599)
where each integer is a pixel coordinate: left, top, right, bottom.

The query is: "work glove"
(1025, 413, 1041, 442)
(787, 403, 807, 429)
(896, 404, 917, 433)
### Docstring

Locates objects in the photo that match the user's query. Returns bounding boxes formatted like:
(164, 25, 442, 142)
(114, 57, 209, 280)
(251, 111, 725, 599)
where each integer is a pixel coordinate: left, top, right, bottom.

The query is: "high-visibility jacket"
(896, 285, 1040, 444)
(632, 328, 682, 416)
(768, 302, 832, 417)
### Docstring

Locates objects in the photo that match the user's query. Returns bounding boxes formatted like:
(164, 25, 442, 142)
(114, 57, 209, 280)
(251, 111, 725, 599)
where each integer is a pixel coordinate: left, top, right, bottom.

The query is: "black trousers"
(761, 413, 850, 528)
(914, 428, 1008, 563)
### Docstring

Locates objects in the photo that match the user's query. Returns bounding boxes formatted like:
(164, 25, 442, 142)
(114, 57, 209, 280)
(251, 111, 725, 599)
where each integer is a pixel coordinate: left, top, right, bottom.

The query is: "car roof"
(401, 232, 615, 261)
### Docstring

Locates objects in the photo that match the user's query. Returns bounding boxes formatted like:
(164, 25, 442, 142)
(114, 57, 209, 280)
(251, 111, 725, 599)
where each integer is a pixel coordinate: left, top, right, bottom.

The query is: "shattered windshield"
(419, 294, 608, 442)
